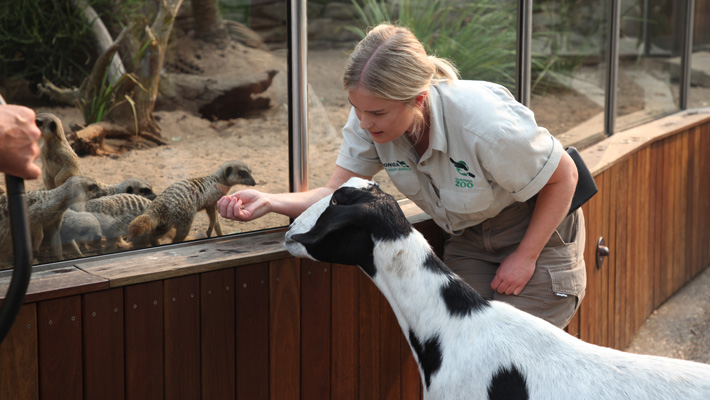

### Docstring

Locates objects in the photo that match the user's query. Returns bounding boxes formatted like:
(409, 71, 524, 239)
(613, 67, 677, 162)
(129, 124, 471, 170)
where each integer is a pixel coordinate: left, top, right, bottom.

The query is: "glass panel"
(0, 0, 289, 269)
(307, 0, 519, 200)
(530, 0, 607, 147)
(689, 0, 710, 109)
(615, 0, 681, 131)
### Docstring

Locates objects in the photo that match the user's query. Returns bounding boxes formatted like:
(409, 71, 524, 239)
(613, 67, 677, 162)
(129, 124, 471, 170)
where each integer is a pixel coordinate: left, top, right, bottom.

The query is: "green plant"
(79, 69, 130, 125)
(348, 0, 519, 89)
(0, 1, 96, 88)
(0, 0, 143, 91)
(347, 0, 578, 93)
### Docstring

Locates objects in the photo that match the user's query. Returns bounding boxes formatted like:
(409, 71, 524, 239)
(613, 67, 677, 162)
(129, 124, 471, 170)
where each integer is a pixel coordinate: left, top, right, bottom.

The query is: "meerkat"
(98, 177, 157, 200)
(0, 175, 104, 264)
(36, 112, 82, 189)
(60, 209, 103, 258)
(80, 193, 153, 251)
(128, 160, 256, 246)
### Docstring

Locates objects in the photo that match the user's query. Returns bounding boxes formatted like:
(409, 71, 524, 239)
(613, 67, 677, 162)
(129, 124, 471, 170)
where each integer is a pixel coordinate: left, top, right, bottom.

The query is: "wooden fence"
(1, 111, 709, 399)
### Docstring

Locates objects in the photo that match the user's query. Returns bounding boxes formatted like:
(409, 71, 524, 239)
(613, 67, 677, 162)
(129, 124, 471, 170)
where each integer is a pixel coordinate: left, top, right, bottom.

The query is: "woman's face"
(348, 87, 416, 144)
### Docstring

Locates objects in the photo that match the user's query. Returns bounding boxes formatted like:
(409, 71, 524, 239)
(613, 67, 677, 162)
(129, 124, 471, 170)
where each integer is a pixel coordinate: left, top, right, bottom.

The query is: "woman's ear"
(416, 91, 428, 107)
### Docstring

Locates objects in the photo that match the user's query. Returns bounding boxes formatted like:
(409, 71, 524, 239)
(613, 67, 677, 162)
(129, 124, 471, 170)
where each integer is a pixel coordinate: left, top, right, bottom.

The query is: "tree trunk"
(107, 0, 185, 137)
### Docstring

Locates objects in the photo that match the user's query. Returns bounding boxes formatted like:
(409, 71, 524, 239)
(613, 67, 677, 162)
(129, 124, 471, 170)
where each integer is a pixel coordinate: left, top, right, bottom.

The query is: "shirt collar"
(427, 83, 448, 155)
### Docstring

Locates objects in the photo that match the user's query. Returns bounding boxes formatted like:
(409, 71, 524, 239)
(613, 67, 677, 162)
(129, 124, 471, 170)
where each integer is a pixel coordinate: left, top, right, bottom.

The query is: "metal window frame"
(294, 0, 697, 188)
(289, 0, 308, 193)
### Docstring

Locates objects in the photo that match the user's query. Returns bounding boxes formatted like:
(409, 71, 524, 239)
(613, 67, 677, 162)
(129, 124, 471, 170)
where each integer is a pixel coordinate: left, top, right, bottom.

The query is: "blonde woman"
(218, 23, 586, 328)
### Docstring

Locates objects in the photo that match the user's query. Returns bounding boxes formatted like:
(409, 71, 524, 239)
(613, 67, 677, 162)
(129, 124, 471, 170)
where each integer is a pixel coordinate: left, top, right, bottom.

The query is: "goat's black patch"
(408, 329, 442, 389)
(422, 253, 490, 317)
(441, 277, 490, 317)
(487, 365, 529, 400)
(422, 252, 448, 274)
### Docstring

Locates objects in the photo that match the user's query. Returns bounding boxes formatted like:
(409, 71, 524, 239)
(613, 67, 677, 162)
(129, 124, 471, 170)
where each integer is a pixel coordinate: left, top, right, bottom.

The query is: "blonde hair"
(343, 23, 459, 141)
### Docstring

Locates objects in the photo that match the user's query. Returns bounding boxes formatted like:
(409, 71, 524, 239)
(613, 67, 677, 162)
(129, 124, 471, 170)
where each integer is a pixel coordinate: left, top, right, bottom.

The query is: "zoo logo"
(450, 158, 476, 189)
(383, 160, 412, 172)
(449, 158, 476, 179)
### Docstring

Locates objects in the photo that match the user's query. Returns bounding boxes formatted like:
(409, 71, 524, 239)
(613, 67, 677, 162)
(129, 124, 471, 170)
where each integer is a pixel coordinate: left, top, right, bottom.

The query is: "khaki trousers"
(443, 199, 587, 328)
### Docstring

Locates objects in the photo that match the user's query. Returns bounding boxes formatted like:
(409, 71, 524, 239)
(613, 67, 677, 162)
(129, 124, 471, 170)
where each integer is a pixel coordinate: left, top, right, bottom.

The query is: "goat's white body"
(286, 178, 710, 399)
(373, 230, 710, 399)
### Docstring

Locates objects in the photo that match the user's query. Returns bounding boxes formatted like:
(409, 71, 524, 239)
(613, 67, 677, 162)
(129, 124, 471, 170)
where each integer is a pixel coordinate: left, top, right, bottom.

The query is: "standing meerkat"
(128, 160, 256, 246)
(36, 112, 82, 189)
(0, 176, 104, 265)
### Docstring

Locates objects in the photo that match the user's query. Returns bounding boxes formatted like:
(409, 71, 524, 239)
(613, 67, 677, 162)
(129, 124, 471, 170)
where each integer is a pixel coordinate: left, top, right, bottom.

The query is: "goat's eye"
(331, 198, 337, 205)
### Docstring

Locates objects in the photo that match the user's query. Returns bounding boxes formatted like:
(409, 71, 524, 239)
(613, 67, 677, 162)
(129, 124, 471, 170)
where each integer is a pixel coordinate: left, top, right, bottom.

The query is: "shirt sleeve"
(479, 91, 564, 202)
(335, 108, 384, 177)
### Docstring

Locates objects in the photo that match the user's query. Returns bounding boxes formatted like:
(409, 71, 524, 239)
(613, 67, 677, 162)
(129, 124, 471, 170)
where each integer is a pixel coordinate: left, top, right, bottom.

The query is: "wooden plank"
(269, 258, 300, 400)
(638, 148, 654, 319)
(0, 266, 108, 306)
(673, 135, 686, 291)
(38, 296, 82, 399)
(79, 232, 288, 287)
(359, 272, 381, 399)
(631, 153, 643, 347)
(701, 127, 710, 270)
(82, 289, 124, 400)
(164, 275, 200, 400)
(610, 163, 625, 349)
(600, 167, 612, 347)
(652, 141, 665, 308)
(124, 281, 164, 400)
(201, 268, 236, 400)
(380, 301, 402, 400)
(300, 259, 331, 400)
(331, 264, 359, 400)
(688, 128, 702, 277)
(235, 263, 269, 399)
(678, 134, 690, 285)
(661, 139, 675, 303)
(0, 304, 38, 400)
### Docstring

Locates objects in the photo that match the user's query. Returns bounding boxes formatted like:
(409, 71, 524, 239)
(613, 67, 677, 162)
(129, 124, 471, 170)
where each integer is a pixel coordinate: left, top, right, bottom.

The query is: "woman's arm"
(491, 151, 578, 295)
(217, 166, 371, 221)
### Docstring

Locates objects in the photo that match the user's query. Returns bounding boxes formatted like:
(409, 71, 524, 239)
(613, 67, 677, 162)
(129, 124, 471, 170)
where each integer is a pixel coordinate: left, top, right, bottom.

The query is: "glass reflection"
(530, 0, 607, 147)
(0, 0, 289, 268)
(615, 0, 681, 131)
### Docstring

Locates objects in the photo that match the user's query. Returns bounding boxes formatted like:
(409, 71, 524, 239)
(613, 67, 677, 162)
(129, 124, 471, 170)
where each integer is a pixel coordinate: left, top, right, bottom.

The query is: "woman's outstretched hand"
(217, 189, 272, 221)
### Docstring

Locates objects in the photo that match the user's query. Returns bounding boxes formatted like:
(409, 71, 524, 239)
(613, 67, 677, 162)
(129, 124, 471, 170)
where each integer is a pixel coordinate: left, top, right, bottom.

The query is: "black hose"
(0, 175, 33, 343)
(0, 95, 34, 344)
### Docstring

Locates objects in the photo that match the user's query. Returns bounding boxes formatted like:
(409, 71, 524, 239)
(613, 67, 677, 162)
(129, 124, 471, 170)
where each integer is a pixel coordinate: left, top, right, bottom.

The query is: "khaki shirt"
(336, 80, 564, 234)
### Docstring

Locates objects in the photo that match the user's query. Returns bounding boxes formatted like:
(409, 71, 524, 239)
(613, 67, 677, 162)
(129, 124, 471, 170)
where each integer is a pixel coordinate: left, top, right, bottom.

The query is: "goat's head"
(285, 177, 412, 274)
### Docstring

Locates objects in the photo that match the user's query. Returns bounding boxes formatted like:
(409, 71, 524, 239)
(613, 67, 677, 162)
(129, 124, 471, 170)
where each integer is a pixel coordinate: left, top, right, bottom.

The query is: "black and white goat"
(285, 177, 710, 400)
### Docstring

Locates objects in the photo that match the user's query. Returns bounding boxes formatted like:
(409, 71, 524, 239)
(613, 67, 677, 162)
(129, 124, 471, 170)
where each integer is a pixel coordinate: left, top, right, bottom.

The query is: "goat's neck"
(371, 230, 457, 338)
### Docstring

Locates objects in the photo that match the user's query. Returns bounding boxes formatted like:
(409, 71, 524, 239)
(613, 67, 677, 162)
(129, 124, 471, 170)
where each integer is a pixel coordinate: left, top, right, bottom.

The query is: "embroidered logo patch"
(450, 158, 476, 188)
(449, 158, 476, 179)
(383, 160, 412, 172)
